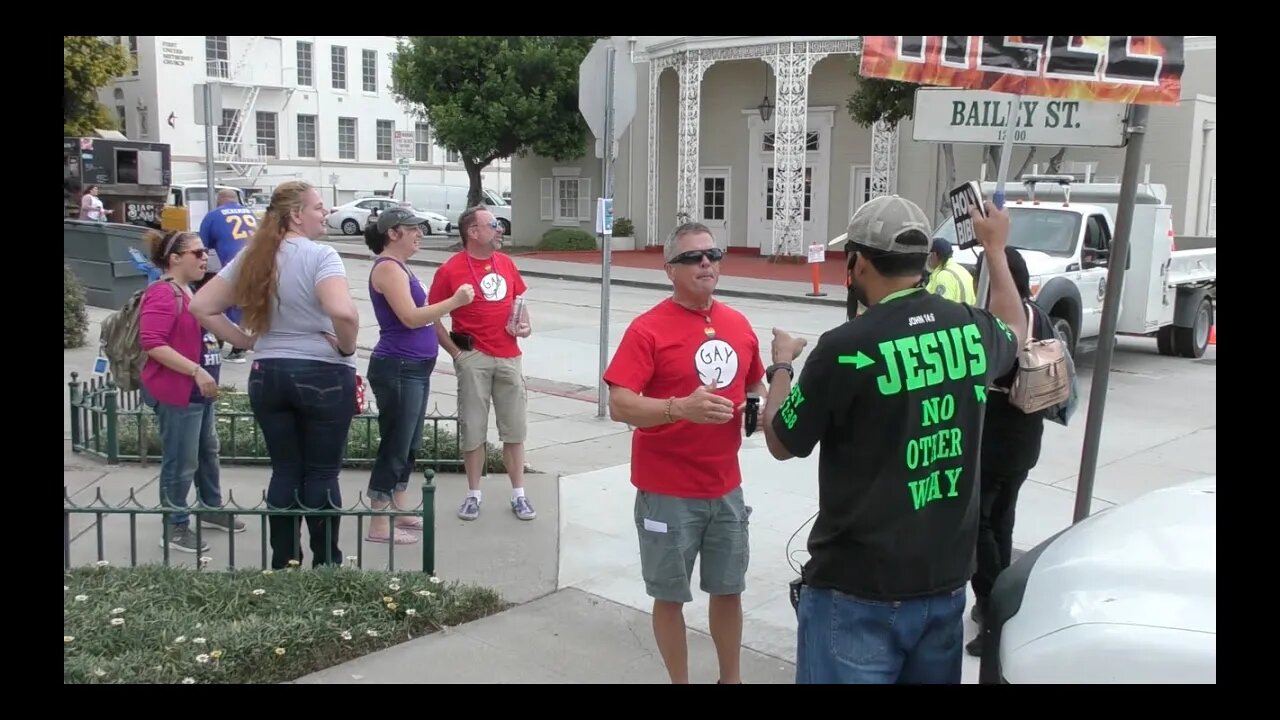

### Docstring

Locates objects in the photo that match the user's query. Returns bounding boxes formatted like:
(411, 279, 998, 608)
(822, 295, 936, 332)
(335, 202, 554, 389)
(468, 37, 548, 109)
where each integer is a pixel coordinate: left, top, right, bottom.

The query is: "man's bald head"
(217, 189, 239, 206)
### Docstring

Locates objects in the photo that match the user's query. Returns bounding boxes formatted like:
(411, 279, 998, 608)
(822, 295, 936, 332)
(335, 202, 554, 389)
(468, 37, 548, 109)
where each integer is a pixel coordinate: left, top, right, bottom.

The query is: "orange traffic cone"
(1208, 325, 1216, 346)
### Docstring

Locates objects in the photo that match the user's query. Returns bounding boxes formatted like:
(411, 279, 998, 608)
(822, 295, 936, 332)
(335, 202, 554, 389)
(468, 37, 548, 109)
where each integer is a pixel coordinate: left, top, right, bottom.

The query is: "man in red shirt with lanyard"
(604, 222, 767, 684)
(430, 206, 536, 522)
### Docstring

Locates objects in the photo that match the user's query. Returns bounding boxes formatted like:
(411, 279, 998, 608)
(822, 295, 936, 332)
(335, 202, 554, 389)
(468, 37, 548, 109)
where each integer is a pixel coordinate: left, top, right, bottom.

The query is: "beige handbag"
(1007, 303, 1072, 415)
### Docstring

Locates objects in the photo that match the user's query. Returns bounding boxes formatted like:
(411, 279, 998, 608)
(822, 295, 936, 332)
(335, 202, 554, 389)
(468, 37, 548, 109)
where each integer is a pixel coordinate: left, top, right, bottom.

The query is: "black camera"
(744, 394, 761, 436)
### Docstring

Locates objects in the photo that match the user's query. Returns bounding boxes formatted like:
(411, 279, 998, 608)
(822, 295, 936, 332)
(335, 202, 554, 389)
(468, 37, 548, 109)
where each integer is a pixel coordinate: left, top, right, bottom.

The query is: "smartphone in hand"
(950, 181, 986, 250)
(744, 394, 761, 436)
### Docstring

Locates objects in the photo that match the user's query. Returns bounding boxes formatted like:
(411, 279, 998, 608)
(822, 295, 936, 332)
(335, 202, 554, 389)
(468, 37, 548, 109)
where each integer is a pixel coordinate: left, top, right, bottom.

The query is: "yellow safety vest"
(926, 261, 977, 305)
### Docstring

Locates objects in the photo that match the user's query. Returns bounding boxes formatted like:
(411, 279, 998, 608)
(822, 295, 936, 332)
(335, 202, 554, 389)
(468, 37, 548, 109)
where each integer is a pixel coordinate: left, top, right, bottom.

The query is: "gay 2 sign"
(859, 36, 1185, 105)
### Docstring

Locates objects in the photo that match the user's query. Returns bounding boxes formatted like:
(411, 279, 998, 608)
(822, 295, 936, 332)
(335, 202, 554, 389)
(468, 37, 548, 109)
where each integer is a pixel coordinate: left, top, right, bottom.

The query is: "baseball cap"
(931, 236, 953, 259)
(827, 195, 932, 254)
(376, 207, 425, 234)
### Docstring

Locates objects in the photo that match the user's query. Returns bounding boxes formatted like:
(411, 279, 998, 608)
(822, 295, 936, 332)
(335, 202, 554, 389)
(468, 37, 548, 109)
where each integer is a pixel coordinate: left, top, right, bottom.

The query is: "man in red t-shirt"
(603, 221, 766, 685)
(429, 206, 536, 522)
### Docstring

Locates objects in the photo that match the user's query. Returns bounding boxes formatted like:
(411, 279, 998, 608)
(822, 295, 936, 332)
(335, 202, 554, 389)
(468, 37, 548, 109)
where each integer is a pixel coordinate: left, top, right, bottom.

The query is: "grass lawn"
(64, 563, 507, 684)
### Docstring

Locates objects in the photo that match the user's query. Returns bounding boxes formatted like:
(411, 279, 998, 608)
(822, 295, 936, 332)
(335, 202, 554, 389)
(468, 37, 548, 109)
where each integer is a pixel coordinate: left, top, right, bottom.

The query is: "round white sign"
(694, 338, 739, 389)
(479, 272, 508, 302)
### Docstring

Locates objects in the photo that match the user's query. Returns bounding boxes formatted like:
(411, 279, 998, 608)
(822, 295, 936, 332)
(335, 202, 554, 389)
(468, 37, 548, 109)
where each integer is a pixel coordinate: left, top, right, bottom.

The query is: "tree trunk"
(1047, 147, 1068, 174)
(936, 143, 957, 222)
(1015, 146, 1039, 179)
(461, 156, 488, 209)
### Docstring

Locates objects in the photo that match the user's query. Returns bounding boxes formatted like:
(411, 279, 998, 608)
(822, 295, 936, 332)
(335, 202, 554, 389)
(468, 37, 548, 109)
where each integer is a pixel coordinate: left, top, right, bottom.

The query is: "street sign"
(192, 83, 222, 126)
(393, 130, 415, 162)
(579, 37, 637, 158)
(397, 157, 410, 176)
(912, 88, 1127, 148)
(595, 197, 614, 236)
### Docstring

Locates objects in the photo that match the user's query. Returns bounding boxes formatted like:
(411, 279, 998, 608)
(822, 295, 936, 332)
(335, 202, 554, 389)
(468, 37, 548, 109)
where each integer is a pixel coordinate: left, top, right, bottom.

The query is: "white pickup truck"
(933, 176, 1218, 358)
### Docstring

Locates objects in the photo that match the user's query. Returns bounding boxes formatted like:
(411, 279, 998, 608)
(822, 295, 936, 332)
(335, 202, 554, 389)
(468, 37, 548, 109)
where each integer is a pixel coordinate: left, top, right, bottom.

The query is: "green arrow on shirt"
(837, 352, 875, 370)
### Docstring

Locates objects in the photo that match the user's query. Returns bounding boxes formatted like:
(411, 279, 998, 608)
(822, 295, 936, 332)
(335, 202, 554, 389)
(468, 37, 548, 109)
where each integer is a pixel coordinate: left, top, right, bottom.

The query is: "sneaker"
(160, 526, 209, 554)
(511, 496, 537, 521)
(458, 496, 480, 521)
(201, 513, 246, 533)
(224, 349, 248, 363)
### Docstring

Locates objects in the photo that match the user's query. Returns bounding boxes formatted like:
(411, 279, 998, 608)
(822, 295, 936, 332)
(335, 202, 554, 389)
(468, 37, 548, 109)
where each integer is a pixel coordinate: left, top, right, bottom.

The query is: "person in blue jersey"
(200, 189, 259, 362)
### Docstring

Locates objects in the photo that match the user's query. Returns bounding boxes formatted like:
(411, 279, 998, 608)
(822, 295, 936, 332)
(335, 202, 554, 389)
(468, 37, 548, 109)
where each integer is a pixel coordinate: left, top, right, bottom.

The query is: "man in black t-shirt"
(761, 195, 1026, 684)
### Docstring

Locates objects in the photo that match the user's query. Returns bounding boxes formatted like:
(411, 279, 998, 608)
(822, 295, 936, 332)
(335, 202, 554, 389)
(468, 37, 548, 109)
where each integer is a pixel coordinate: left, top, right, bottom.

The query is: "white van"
(403, 184, 511, 235)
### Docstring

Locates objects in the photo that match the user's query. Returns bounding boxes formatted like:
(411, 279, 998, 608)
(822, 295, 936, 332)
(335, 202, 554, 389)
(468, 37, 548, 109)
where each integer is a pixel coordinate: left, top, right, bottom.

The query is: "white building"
(99, 36, 510, 205)
(511, 36, 1215, 251)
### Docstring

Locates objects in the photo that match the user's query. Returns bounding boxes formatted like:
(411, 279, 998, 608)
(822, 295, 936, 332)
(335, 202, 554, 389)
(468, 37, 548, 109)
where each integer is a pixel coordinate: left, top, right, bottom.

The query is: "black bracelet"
(766, 362, 794, 383)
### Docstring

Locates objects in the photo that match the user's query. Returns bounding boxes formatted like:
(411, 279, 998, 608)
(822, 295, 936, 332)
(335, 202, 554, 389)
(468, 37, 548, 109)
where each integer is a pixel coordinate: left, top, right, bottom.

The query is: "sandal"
(366, 528, 419, 545)
(394, 517, 424, 532)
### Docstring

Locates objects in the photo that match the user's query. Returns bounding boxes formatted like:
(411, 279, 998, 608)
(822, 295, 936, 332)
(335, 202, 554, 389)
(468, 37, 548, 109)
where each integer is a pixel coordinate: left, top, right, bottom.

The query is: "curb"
(331, 249, 848, 309)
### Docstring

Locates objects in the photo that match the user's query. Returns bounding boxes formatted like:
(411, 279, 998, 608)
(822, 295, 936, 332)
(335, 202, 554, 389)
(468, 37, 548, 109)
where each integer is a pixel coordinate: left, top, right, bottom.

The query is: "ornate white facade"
(641, 36, 896, 255)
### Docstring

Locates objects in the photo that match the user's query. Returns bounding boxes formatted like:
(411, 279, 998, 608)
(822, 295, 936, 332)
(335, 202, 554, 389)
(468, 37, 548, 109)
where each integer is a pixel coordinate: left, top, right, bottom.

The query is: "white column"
(645, 59, 666, 247)
(871, 120, 900, 198)
(675, 50, 710, 227)
(765, 43, 827, 256)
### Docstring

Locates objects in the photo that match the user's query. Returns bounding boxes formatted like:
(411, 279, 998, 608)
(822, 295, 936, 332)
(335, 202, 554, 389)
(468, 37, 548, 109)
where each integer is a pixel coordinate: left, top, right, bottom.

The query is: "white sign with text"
(912, 88, 1127, 147)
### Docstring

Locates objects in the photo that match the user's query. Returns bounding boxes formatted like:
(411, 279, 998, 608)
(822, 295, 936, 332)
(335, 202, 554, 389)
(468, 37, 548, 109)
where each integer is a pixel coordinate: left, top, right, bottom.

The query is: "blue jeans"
(796, 585, 966, 684)
(366, 354, 436, 502)
(142, 389, 222, 528)
(248, 359, 356, 568)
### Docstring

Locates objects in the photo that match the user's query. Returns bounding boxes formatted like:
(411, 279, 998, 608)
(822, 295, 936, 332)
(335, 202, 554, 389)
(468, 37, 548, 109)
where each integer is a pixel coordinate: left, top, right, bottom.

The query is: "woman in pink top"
(138, 230, 255, 554)
(80, 185, 112, 222)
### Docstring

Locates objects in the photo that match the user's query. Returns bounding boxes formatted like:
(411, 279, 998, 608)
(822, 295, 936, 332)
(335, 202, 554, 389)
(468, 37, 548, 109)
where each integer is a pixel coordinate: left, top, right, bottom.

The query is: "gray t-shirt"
(218, 236, 356, 368)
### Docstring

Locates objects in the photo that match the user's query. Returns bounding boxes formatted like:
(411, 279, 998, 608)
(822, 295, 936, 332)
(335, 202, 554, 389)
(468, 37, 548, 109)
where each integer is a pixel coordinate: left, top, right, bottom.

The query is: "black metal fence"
(64, 372, 486, 575)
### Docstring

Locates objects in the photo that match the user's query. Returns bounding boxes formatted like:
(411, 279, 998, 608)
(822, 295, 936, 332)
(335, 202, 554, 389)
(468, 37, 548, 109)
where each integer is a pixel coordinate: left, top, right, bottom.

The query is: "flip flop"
(394, 517, 424, 532)
(366, 528, 418, 545)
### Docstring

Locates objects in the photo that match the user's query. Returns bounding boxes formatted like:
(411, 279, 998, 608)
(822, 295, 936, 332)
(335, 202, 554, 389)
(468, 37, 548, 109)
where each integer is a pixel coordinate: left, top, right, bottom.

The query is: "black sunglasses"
(668, 248, 724, 265)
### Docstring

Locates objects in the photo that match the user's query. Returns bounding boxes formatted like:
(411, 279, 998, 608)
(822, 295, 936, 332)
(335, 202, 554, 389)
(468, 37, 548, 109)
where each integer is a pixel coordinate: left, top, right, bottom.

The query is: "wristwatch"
(766, 362, 794, 383)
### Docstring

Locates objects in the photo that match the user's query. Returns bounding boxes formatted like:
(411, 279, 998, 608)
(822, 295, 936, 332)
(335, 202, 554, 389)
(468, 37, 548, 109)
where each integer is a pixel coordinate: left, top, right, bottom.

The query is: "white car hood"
(1004, 477, 1216, 646)
(953, 246, 1064, 276)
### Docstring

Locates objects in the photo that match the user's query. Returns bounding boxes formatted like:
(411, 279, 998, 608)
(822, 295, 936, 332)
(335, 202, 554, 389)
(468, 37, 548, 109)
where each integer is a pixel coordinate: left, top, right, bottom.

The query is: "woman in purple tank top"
(364, 209, 475, 543)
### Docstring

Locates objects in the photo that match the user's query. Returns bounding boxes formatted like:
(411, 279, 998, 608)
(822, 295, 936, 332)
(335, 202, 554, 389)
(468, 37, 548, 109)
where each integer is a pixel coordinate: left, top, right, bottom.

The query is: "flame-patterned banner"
(859, 36, 1185, 106)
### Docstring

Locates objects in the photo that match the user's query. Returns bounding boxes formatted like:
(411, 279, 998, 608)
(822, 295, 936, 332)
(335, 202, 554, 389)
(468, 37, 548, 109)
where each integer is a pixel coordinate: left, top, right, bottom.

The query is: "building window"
(539, 173, 590, 224)
(256, 112, 278, 158)
(414, 123, 431, 162)
(114, 88, 127, 138)
(218, 109, 240, 156)
(297, 114, 317, 157)
(206, 36, 229, 78)
(331, 46, 347, 90)
(338, 117, 357, 160)
(702, 176, 725, 221)
(762, 131, 819, 152)
(362, 49, 378, 93)
(118, 36, 138, 77)
(376, 120, 394, 161)
(296, 41, 313, 87)
(446, 149, 460, 164)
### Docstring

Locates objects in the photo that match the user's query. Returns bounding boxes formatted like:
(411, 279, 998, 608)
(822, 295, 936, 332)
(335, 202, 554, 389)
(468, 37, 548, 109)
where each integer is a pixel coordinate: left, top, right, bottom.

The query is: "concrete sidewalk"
(293, 588, 795, 684)
(319, 239, 847, 309)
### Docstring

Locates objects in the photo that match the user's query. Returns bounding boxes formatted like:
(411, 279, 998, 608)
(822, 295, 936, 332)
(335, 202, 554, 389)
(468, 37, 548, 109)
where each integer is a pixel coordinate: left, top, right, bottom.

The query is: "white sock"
(511, 487, 525, 501)
(467, 489, 481, 502)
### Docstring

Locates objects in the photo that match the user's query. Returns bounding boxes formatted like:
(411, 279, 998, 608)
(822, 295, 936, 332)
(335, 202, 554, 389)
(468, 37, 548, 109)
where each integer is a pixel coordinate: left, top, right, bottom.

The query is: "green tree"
(392, 36, 602, 210)
(64, 36, 132, 137)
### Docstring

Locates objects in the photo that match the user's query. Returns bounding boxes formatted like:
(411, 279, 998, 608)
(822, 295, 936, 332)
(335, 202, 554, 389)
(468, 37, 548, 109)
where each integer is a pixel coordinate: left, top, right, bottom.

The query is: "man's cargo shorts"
(633, 486, 751, 604)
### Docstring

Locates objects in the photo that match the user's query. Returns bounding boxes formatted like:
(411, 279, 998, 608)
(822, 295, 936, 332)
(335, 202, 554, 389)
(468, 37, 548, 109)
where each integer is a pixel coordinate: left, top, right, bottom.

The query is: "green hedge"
(113, 390, 505, 471)
(612, 218, 635, 237)
(537, 228, 597, 251)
